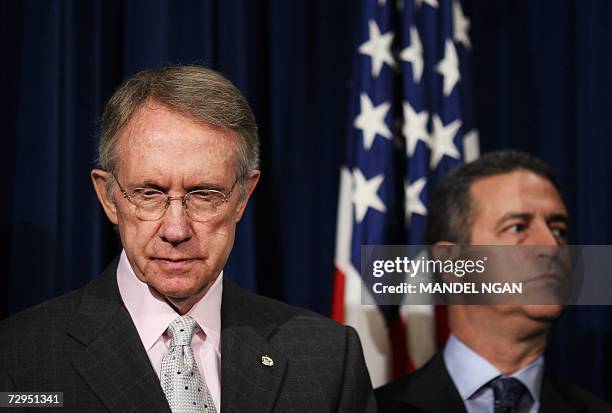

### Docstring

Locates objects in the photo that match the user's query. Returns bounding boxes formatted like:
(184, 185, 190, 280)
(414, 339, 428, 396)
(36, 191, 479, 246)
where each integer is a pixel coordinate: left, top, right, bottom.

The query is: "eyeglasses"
(113, 174, 239, 222)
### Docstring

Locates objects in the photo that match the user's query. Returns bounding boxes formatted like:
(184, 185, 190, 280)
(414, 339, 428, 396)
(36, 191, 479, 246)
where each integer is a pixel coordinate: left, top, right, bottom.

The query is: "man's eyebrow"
(547, 213, 570, 226)
(496, 212, 570, 227)
(185, 182, 227, 192)
(135, 180, 166, 191)
(497, 212, 533, 224)
(131, 180, 227, 192)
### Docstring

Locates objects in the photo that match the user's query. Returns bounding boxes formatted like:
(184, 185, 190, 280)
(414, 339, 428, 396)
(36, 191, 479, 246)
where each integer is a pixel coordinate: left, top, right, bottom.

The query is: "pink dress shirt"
(116, 250, 221, 411)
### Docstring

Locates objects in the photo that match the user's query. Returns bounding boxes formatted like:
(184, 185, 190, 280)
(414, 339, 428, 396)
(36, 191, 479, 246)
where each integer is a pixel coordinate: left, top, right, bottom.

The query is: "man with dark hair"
(0, 66, 375, 412)
(376, 150, 611, 412)
(426, 150, 561, 246)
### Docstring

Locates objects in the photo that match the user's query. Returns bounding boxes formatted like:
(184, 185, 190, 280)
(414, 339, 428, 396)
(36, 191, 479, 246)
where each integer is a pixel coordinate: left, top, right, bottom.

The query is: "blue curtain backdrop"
(1, 0, 610, 400)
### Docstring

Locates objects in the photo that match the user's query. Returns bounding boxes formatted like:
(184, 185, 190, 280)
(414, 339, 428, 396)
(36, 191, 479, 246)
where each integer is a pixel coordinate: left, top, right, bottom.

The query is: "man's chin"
(154, 284, 200, 300)
(150, 277, 214, 304)
(523, 304, 564, 323)
(143, 275, 198, 299)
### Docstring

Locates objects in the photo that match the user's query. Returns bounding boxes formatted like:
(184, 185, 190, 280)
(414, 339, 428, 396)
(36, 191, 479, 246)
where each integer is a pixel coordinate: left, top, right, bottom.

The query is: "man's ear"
(431, 241, 465, 284)
(430, 241, 461, 261)
(91, 169, 119, 225)
(234, 170, 260, 223)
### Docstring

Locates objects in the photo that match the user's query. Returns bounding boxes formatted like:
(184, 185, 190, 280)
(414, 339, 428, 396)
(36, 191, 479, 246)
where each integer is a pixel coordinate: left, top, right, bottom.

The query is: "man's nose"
(158, 199, 192, 244)
(527, 220, 562, 269)
(530, 220, 560, 246)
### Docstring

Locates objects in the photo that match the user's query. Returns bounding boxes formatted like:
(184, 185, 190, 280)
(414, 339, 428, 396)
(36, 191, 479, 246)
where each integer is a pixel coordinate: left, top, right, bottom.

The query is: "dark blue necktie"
(491, 377, 528, 413)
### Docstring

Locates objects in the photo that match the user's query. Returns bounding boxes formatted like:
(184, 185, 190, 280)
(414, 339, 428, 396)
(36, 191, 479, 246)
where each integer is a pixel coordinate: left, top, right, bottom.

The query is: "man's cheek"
(132, 221, 159, 242)
(196, 220, 233, 240)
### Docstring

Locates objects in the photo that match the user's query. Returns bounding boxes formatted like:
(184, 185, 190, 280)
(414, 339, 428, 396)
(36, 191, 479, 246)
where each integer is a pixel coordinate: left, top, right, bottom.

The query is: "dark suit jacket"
(375, 351, 612, 413)
(0, 259, 376, 412)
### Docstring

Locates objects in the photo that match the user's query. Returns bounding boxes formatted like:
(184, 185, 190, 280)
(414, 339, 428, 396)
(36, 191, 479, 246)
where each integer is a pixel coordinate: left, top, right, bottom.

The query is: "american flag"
(332, 0, 479, 387)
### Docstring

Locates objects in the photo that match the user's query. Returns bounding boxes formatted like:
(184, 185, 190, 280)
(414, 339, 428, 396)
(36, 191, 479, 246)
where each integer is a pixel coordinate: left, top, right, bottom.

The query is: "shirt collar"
(116, 250, 223, 354)
(512, 353, 544, 405)
(443, 334, 544, 404)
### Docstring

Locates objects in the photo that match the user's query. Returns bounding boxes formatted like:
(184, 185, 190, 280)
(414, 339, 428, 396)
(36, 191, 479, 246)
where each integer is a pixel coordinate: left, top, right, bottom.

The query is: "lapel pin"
(261, 355, 274, 367)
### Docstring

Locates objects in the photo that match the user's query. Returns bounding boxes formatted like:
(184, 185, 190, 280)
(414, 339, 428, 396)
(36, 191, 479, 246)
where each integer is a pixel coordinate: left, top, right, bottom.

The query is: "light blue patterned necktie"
(161, 316, 217, 413)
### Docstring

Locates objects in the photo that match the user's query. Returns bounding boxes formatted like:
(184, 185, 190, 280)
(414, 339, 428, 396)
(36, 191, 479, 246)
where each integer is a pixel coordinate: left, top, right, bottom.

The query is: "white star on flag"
(402, 100, 430, 157)
(358, 20, 396, 78)
(352, 168, 387, 223)
(354, 93, 392, 151)
(405, 177, 428, 224)
(435, 39, 460, 96)
(400, 26, 424, 83)
(452, 0, 471, 49)
(429, 114, 462, 169)
(414, 0, 439, 9)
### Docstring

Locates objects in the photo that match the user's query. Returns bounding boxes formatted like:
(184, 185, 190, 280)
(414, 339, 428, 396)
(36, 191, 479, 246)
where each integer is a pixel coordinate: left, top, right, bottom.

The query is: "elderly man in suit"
(376, 151, 611, 412)
(0, 66, 375, 412)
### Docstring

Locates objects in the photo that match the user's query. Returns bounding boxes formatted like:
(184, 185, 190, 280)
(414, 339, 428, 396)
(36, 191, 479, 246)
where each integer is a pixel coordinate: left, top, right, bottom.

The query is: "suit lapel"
(220, 278, 288, 413)
(397, 351, 466, 413)
(67, 260, 171, 413)
(540, 373, 589, 413)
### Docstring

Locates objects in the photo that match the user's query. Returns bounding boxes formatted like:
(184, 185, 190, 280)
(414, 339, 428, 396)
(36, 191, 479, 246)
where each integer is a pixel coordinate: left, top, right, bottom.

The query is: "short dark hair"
(426, 150, 561, 244)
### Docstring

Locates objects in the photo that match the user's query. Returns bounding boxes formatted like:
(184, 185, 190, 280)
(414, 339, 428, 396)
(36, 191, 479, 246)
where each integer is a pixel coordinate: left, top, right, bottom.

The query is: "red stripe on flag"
(331, 267, 346, 324)
(435, 305, 450, 347)
(388, 314, 415, 378)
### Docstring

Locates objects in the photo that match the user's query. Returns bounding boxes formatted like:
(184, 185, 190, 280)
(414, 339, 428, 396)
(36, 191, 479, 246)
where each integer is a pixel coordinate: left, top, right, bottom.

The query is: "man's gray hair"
(98, 65, 259, 198)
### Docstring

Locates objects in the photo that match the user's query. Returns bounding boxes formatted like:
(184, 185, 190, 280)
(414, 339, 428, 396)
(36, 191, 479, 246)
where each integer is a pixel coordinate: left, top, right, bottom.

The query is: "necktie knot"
(491, 377, 529, 413)
(167, 315, 198, 347)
